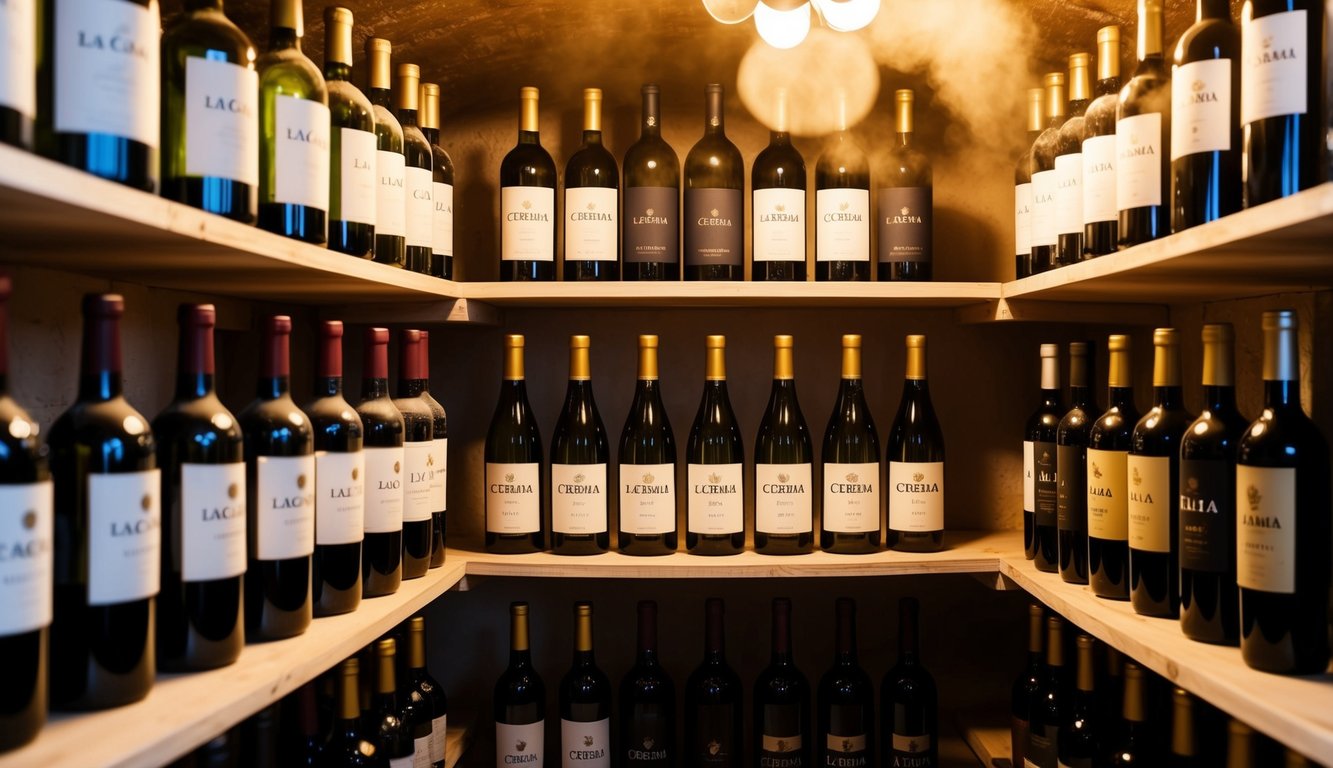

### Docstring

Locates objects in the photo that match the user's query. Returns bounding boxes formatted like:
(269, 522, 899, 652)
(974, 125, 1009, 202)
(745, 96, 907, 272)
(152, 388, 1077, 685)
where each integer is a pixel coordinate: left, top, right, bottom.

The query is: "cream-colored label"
(1087, 448, 1127, 541)
(755, 463, 812, 534)
(551, 463, 608, 533)
(1241, 11, 1308, 124)
(1014, 182, 1032, 255)
(1054, 152, 1083, 235)
(816, 188, 870, 262)
(337, 127, 377, 225)
(429, 437, 447, 512)
(753, 188, 806, 263)
(376, 150, 407, 237)
(54, 0, 160, 145)
(496, 721, 544, 768)
(826, 733, 867, 753)
(314, 450, 364, 545)
(1126, 455, 1170, 553)
(0, 0, 35, 118)
(1236, 465, 1296, 594)
(619, 463, 675, 534)
(433, 182, 454, 255)
(1171, 59, 1233, 160)
(273, 96, 330, 211)
(0, 481, 52, 635)
(184, 57, 258, 186)
(824, 461, 880, 533)
(406, 166, 433, 248)
(402, 440, 433, 523)
(502, 186, 555, 262)
(761, 733, 802, 753)
(1116, 113, 1162, 210)
(687, 463, 743, 534)
(179, 462, 247, 581)
(1081, 134, 1117, 224)
(430, 714, 448, 763)
(1023, 441, 1035, 513)
(888, 461, 943, 532)
(88, 470, 161, 605)
(364, 446, 405, 534)
(1029, 170, 1057, 247)
(561, 717, 610, 766)
(891, 732, 931, 754)
(564, 187, 618, 262)
(486, 462, 541, 533)
(254, 455, 315, 560)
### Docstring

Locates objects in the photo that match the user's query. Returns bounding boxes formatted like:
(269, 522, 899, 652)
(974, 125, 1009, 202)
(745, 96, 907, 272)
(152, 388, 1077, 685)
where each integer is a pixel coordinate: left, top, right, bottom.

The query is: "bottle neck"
(898, 605, 918, 664)
(770, 130, 790, 146)
(771, 602, 792, 664)
(1198, 0, 1229, 21)
(256, 375, 290, 400)
(269, 26, 299, 52)
(175, 322, 216, 400)
(1152, 384, 1183, 409)
(518, 129, 541, 145)
(835, 602, 857, 662)
(573, 612, 595, 666)
(1070, 384, 1092, 408)
(186, 0, 222, 11)
(1203, 384, 1235, 413)
(1096, 76, 1121, 96)
(370, 87, 392, 109)
(641, 92, 661, 138)
(896, 131, 912, 148)
(176, 373, 215, 400)
(423, 126, 440, 145)
(1040, 388, 1061, 408)
(324, 60, 351, 83)
(400, 378, 428, 398)
(80, 314, 124, 401)
(582, 129, 603, 147)
(509, 611, 531, 665)
(362, 377, 390, 400)
(637, 603, 658, 663)
(704, 90, 725, 136)
(1108, 385, 1135, 409)
(704, 605, 725, 661)
(400, 108, 420, 127)
(1264, 379, 1300, 410)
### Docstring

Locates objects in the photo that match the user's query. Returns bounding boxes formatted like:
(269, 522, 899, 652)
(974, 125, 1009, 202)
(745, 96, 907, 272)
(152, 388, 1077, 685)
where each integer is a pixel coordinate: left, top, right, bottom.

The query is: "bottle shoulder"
(327, 81, 375, 129)
(1173, 17, 1239, 64)
(257, 48, 326, 98)
(371, 105, 404, 145)
(153, 395, 244, 445)
(162, 10, 254, 62)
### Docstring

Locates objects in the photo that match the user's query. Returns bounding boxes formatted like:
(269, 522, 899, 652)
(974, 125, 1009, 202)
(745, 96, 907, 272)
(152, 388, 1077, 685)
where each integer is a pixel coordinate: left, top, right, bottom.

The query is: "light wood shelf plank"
(462, 280, 1002, 309)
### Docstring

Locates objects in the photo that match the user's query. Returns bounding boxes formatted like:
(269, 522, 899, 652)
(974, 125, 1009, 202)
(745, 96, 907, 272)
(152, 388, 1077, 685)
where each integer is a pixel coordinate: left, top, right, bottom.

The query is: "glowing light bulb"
(703, 0, 759, 24)
(815, 0, 880, 32)
(754, 1, 811, 49)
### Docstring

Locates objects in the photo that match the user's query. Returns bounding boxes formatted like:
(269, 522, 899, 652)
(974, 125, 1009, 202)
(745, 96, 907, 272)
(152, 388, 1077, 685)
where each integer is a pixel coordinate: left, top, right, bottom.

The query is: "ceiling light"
(754, 0, 811, 49)
(815, 0, 880, 32)
(703, 0, 759, 24)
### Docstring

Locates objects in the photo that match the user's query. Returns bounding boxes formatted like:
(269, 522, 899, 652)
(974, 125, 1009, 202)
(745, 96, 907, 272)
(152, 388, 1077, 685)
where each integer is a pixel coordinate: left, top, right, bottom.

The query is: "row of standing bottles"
(0, 285, 451, 754)
(1014, 0, 1326, 278)
(1021, 312, 1330, 675)
(483, 332, 945, 556)
(493, 597, 937, 767)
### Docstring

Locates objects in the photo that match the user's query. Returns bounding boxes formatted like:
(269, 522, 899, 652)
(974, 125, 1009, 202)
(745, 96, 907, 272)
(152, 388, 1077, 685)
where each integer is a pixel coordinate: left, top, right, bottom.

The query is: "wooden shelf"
(0, 561, 466, 768)
(463, 280, 1001, 309)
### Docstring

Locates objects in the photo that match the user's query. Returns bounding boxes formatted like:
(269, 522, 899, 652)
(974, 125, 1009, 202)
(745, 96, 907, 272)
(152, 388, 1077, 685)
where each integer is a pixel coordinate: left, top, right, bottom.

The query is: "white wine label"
(0, 481, 53, 636)
(1171, 59, 1233, 160)
(403, 440, 434, 523)
(1126, 455, 1170, 553)
(502, 186, 555, 262)
(1029, 170, 1058, 247)
(184, 57, 258, 186)
(891, 732, 931, 755)
(1179, 458, 1230, 573)
(619, 463, 676, 535)
(0, 0, 35, 118)
(1053, 153, 1083, 235)
(486, 462, 541, 533)
(565, 187, 618, 262)
(179, 462, 246, 582)
(273, 95, 330, 211)
(1081, 135, 1117, 224)
(254, 455, 315, 560)
(562, 718, 610, 766)
(406, 166, 434, 248)
(761, 733, 802, 753)
(826, 733, 867, 754)
(1236, 465, 1296, 593)
(1014, 182, 1032, 256)
(1116, 113, 1163, 210)
(433, 182, 454, 256)
(684, 187, 743, 267)
(364, 446, 405, 534)
(888, 461, 944, 532)
(687, 463, 743, 534)
(1241, 11, 1307, 124)
(816, 188, 870, 262)
(429, 437, 447, 512)
(54, 0, 160, 146)
(753, 187, 806, 263)
(314, 450, 364, 545)
(824, 461, 880, 533)
(1086, 449, 1128, 541)
(1023, 441, 1035, 514)
(755, 463, 812, 534)
(412, 737, 431, 768)
(551, 463, 608, 534)
(496, 720, 544, 768)
(390, 755, 413, 768)
(337, 127, 377, 225)
(87, 470, 161, 606)
(430, 714, 448, 763)
(376, 150, 407, 237)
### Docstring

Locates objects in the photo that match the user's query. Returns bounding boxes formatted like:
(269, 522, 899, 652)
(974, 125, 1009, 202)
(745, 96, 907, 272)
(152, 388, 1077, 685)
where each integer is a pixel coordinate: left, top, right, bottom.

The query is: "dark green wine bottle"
(622, 85, 680, 281)
(564, 88, 620, 281)
(419, 83, 455, 279)
(322, 7, 375, 258)
(364, 38, 405, 268)
(494, 602, 545, 765)
(618, 335, 678, 556)
(684, 84, 743, 281)
(754, 335, 813, 555)
(551, 336, 610, 555)
(815, 113, 870, 282)
(822, 334, 880, 554)
(1088, 335, 1138, 600)
(879, 89, 933, 281)
(396, 64, 434, 275)
(485, 335, 545, 553)
(751, 90, 807, 282)
(686, 335, 744, 555)
(500, 87, 557, 281)
(887, 335, 945, 552)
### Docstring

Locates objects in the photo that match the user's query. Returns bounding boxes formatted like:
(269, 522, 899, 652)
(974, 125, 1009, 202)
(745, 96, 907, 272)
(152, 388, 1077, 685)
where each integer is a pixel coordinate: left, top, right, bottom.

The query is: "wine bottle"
(49, 294, 159, 709)
(560, 601, 612, 766)
(550, 336, 610, 555)
(882, 597, 937, 768)
(1169, 688, 1198, 767)
(751, 89, 807, 282)
(1015, 87, 1043, 278)
(1057, 635, 1100, 768)
(240, 315, 313, 640)
(1083, 26, 1121, 258)
(686, 335, 744, 556)
(365, 638, 414, 765)
(1057, 342, 1097, 584)
(364, 38, 405, 268)
(817, 598, 873, 768)
(1180, 324, 1246, 645)
(814, 104, 870, 282)
(0, 0, 35, 149)
(685, 598, 743, 767)
(1108, 663, 1148, 766)
(564, 88, 620, 281)
(618, 335, 678, 556)
(1236, 310, 1331, 674)
(303, 320, 364, 618)
(1024, 616, 1064, 768)
(242, 703, 281, 768)
(1026, 344, 1063, 568)
(485, 335, 545, 553)
(620, 600, 674, 766)
(419, 83, 455, 280)
(412, 331, 447, 568)
(1009, 604, 1043, 767)
(622, 84, 680, 281)
(495, 602, 545, 767)
(879, 89, 934, 281)
(393, 330, 433, 579)
(820, 334, 880, 555)
(754, 335, 812, 555)
(38, 0, 160, 189)
(1117, 0, 1170, 248)
(322, 7, 375, 258)
(499, 87, 557, 281)
(160, 0, 257, 220)
(754, 598, 809, 767)
(684, 84, 744, 281)
(256, 0, 328, 243)
(396, 64, 434, 276)
(153, 304, 245, 672)
(1029, 72, 1066, 274)
(357, 327, 403, 596)
(887, 335, 945, 552)
(1054, 55, 1090, 268)
(1171, 0, 1241, 231)
(1088, 335, 1138, 600)
(0, 276, 51, 750)
(324, 658, 383, 766)
(1241, 0, 1326, 207)
(1129, 329, 1194, 617)
(403, 616, 448, 768)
